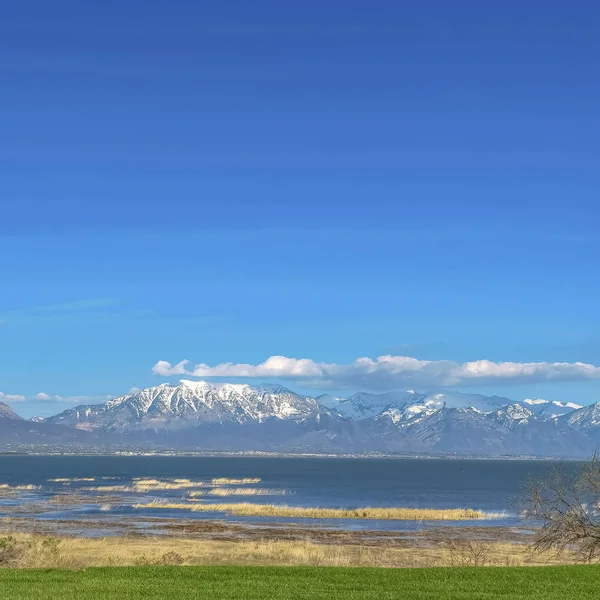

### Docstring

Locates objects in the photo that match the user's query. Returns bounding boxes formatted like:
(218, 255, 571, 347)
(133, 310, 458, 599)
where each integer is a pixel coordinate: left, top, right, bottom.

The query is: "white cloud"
(3, 391, 112, 404)
(0, 392, 26, 403)
(153, 360, 190, 376)
(58, 395, 112, 404)
(458, 360, 600, 383)
(152, 355, 600, 390)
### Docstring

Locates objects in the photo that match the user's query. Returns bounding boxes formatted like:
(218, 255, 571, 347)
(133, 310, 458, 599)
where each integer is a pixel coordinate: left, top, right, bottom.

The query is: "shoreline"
(0, 450, 582, 461)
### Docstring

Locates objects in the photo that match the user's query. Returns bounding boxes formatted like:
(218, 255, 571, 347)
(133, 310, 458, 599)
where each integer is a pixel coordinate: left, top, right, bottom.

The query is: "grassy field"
(1, 565, 599, 599)
(0, 533, 577, 569)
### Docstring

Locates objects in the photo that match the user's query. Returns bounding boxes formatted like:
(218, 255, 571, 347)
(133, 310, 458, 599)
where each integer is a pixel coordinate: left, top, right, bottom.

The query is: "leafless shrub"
(446, 541, 490, 567)
(527, 455, 600, 563)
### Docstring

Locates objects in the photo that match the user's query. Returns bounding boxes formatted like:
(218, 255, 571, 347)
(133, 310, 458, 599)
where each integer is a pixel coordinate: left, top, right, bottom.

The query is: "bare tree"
(528, 455, 600, 562)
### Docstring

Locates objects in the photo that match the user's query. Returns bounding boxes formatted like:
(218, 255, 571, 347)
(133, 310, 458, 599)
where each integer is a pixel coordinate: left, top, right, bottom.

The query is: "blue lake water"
(0, 455, 580, 531)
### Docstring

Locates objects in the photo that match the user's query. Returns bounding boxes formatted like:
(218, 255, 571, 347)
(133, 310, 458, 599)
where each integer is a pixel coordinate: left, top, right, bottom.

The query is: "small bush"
(159, 551, 185, 565)
(452, 541, 494, 566)
(0, 536, 25, 567)
(40, 536, 61, 551)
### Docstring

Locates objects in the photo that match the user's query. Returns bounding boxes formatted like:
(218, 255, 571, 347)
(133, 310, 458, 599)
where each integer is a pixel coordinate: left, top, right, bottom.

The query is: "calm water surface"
(0, 455, 579, 531)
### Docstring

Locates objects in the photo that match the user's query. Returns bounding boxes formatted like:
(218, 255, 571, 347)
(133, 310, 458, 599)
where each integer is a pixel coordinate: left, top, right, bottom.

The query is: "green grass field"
(1, 565, 599, 599)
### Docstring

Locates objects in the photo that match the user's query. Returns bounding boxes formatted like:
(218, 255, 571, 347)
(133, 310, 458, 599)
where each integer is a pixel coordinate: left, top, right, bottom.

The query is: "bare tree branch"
(527, 455, 600, 562)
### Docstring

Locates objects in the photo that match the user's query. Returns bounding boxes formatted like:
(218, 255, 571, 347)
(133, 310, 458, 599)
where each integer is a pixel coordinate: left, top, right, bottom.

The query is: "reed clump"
(211, 478, 261, 485)
(4, 477, 265, 497)
(81, 479, 209, 493)
(0, 484, 41, 492)
(48, 478, 96, 483)
(189, 488, 287, 498)
(133, 501, 489, 521)
(78, 485, 134, 492)
(79, 477, 263, 493)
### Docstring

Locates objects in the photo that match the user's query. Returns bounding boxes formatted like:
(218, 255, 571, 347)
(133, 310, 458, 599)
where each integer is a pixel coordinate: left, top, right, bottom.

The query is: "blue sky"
(1, 1, 599, 417)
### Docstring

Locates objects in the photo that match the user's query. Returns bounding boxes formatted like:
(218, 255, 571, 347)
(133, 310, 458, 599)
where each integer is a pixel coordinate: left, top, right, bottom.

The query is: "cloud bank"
(0, 391, 112, 404)
(152, 355, 600, 390)
(0, 392, 27, 403)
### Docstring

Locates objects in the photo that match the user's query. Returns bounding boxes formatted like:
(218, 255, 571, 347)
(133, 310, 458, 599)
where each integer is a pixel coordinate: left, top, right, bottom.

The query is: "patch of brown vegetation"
(133, 501, 492, 521)
(0, 532, 579, 569)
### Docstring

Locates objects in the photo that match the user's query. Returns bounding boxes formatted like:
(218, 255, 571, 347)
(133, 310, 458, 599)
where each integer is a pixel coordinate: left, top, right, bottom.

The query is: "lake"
(0, 455, 580, 533)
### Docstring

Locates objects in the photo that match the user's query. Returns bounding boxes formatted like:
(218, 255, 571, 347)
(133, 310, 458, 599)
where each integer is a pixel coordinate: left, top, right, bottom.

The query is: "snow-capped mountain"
(520, 398, 583, 420)
(373, 402, 587, 456)
(332, 390, 511, 426)
(5, 382, 596, 457)
(563, 401, 600, 433)
(388, 406, 515, 453)
(47, 380, 329, 432)
(418, 391, 512, 412)
(488, 403, 535, 428)
(320, 390, 513, 423)
(319, 390, 591, 456)
(317, 390, 420, 420)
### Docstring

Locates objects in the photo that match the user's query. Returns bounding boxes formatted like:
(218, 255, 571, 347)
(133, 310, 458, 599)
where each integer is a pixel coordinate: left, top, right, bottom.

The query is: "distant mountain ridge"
(0, 402, 22, 420)
(0, 401, 97, 445)
(47, 380, 329, 431)
(2, 382, 598, 457)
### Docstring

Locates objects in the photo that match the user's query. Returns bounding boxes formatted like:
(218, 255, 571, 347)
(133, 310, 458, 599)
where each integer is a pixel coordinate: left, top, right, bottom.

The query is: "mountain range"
(1, 380, 599, 457)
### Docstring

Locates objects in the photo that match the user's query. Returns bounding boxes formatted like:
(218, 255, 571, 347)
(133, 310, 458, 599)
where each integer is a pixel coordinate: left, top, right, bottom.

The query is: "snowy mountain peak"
(46, 380, 325, 432)
(565, 401, 600, 430)
(521, 398, 583, 420)
(490, 403, 535, 426)
(367, 390, 512, 427)
(321, 390, 421, 420)
(12, 383, 594, 457)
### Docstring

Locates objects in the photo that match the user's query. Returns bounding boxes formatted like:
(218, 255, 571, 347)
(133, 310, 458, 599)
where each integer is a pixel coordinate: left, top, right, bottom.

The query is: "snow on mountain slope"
(47, 380, 329, 432)
(488, 403, 535, 428)
(563, 401, 600, 431)
(421, 391, 512, 412)
(374, 391, 511, 426)
(35, 382, 594, 456)
(319, 390, 513, 422)
(381, 403, 589, 457)
(317, 390, 420, 420)
(520, 398, 582, 420)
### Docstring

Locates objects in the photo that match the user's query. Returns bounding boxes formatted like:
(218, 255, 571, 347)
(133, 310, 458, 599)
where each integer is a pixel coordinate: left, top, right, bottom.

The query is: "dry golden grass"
(48, 478, 96, 483)
(0, 484, 41, 491)
(189, 488, 287, 497)
(211, 478, 261, 485)
(0, 533, 578, 569)
(2, 477, 265, 498)
(77, 485, 134, 492)
(133, 501, 491, 521)
(81, 480, 208, 493)
(77, 477, 263, 493)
